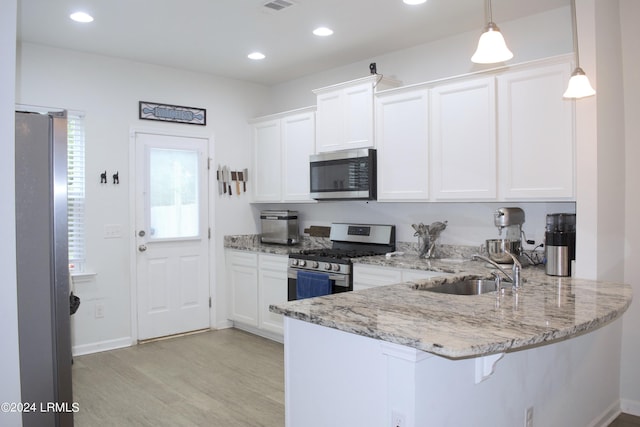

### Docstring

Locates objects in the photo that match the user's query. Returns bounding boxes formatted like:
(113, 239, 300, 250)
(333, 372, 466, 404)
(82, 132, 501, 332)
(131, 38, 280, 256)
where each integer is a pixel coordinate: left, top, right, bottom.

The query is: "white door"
(134, 131, 210, 340)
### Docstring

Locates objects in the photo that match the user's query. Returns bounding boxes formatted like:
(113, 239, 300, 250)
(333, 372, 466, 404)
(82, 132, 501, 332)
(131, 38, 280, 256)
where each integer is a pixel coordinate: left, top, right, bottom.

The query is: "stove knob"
(331, 263, 340, 272)
(299, 260, 306, 267)
(291, 259, 298, 266)
(311, 261, 319, 268)
(324, 263, 332, 270)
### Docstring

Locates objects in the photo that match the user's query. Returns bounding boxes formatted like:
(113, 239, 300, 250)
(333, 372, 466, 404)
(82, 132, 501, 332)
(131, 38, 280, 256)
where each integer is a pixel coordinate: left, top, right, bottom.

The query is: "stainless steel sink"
(424, 279, 498, 295)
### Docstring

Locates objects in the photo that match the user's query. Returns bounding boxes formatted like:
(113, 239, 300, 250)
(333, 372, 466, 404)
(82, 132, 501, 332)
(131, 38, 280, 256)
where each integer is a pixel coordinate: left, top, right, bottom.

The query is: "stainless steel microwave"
(309, 148, 376, 200)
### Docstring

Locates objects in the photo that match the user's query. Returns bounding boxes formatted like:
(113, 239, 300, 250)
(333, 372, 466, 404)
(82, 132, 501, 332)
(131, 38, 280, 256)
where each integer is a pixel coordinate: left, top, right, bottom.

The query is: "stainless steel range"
(287, 223, 396, 300)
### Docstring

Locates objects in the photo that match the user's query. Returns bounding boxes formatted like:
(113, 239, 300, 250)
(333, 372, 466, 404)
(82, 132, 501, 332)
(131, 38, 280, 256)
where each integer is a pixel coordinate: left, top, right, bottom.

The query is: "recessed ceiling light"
(313, 27, 334, 37)
(248, 52, 266, 60)
(403, 0, 427, 5)
(69, 11, 94, 23)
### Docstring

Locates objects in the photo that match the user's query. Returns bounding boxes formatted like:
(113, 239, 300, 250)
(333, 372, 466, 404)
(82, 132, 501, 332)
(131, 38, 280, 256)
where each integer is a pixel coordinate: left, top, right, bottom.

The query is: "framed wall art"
(139, 101, 206, 126)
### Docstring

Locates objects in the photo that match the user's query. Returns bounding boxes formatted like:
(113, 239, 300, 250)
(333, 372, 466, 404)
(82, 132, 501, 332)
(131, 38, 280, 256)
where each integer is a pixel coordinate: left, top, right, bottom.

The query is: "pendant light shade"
(563, 67, 596, 99)
(471, 1, 513, 64)
(471, 22, 513, 64)
(564, 0, 595, 99)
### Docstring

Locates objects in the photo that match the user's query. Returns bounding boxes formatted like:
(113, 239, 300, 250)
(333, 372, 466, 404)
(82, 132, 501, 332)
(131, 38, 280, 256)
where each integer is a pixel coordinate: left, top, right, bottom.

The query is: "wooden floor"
(72, 328, 284, 426)
(73, 327, 639, 426)
(610, 413, 640, 427)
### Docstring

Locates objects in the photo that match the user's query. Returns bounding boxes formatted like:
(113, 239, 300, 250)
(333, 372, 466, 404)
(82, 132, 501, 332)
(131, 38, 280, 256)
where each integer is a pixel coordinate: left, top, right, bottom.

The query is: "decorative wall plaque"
(139, 101, 206, 125)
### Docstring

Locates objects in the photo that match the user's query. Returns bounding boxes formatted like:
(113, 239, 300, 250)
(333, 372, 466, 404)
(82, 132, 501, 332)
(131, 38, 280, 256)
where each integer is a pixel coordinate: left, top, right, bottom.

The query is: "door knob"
(138, 244, 147, 252)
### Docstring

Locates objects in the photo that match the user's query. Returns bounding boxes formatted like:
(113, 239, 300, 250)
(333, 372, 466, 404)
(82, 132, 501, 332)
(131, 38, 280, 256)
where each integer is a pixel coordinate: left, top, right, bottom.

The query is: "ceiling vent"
(263, 0, 296, 12)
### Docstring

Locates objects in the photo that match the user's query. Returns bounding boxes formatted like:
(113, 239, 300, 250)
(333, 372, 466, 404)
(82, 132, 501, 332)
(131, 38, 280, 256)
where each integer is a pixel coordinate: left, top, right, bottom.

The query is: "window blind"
(67, 113, 86, 272)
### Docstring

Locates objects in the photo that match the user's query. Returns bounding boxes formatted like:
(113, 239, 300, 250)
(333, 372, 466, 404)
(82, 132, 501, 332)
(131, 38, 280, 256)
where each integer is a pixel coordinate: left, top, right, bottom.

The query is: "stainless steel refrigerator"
(15, 110, 74, 427)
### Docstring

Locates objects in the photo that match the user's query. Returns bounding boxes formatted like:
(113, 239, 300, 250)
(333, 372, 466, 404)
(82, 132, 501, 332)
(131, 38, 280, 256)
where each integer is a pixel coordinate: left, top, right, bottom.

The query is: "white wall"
(16, 43, 270, 352)
(256, 201, 575, 248)
(620, 0, 640, 414)
(269, 7, 572, 112)
(0, 0, 23, 425)
(287, 317, 624, 427)
(594, 0, 626, 282)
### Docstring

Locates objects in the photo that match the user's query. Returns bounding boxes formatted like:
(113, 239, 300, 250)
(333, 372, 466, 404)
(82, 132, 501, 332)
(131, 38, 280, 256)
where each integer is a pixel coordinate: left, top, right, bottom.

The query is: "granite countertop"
(352, 252, 490, 275)
(224, 234, 331, 255)
(270, 263, 633, 359)
(225, 235, 632, 358)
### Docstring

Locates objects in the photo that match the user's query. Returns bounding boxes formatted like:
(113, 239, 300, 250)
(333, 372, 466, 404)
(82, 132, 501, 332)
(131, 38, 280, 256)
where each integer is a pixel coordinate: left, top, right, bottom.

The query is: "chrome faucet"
(472, 251, 522, 289)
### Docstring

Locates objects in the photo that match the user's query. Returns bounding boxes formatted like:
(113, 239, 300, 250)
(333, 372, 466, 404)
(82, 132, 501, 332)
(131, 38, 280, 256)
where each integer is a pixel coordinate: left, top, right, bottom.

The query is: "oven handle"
(287, 268, 349, 286)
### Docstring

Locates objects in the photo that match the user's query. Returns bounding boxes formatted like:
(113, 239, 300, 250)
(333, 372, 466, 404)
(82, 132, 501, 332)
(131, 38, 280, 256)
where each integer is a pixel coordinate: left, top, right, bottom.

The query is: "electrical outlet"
(391, 410, 405, 427)
(95, 304, 105, 319)
(525, 406, 533, 427)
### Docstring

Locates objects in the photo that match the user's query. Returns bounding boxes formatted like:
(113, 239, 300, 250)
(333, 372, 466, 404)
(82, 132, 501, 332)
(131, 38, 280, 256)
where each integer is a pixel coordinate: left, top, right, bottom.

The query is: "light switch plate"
(104, 224, 123, 239)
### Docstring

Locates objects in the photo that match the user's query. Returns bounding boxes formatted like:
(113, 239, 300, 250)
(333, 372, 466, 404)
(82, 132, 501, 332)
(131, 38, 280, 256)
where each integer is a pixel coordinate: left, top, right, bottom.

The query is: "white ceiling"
(17, 0, 569, 86)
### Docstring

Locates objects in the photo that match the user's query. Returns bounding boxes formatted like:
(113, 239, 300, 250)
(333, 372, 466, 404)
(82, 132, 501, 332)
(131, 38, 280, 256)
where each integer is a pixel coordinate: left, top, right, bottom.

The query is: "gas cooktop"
(289, 223, 396, 262)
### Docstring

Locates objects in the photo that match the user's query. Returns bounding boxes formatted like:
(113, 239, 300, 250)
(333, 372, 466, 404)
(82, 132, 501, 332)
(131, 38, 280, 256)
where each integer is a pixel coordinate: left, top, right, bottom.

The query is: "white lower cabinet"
(226, 250, 288, 339)
(353, 264, 448, 291)
(258, 254, 288, 335)
(227, 250, 259, 327)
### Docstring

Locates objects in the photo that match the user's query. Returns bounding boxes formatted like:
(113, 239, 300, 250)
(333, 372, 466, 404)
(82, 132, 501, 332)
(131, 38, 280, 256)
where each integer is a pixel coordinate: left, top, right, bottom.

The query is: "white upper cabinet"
(282, 112, 315, 201)
(252, 56, 574, 204)
(431, 77, 497, 200)
(497, 61, 575, 200)
(371, 56, 574, 202)
(375, 87, 430, 201)
(253, 119, 281, 202)
(314, 75, 401, 153)
(252, 108, 316, 203)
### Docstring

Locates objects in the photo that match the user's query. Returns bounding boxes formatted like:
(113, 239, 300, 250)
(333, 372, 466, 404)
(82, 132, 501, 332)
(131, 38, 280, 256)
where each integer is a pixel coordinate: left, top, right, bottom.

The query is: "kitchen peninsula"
(271, 259, 632, 427)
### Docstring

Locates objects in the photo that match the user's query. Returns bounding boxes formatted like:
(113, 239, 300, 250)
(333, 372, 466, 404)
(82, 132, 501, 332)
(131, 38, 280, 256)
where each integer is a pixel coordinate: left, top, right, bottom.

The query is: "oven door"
(287, 268, 351, 301)
(309, 149, 376, 200)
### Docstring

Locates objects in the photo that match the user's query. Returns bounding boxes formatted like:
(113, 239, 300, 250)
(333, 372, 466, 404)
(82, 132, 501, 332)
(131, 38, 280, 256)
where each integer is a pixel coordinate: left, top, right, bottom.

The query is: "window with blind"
(67, 114, 86, 272)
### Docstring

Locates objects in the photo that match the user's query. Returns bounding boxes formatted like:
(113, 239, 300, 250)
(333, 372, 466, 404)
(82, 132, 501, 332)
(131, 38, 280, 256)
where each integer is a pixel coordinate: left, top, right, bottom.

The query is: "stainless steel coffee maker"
(545, 213, 576, 276)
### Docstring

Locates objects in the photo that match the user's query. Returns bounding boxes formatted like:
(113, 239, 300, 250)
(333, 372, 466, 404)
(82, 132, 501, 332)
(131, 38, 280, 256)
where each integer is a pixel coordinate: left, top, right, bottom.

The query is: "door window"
(148, 148, 200, 239)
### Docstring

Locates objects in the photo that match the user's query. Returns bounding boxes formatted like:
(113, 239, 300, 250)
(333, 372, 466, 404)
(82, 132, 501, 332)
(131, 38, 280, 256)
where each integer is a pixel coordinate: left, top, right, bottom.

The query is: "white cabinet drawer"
(354, 263, 452, 291)
(353, 264, 403, 291)
(228, 250, 258, 267)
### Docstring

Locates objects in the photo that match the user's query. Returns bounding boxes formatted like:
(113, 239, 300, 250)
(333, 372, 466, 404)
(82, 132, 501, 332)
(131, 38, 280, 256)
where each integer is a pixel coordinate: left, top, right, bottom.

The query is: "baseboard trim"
(232, 322, 284, 344)
(213, 319, 234, 330)
(621, 398, 640, 416)
(588, 400, 621, 427)
(72, 337, 133, 356)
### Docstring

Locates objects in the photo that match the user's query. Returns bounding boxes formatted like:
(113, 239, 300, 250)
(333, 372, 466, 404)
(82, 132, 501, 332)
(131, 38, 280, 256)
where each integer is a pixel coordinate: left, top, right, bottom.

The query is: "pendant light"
(563, 0, 596, 98)
(471, 0, 513, 64)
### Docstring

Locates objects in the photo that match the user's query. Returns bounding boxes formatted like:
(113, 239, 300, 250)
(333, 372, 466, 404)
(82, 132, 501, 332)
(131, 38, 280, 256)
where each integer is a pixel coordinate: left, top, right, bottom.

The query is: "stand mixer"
(486, 207, 526, 263)
(494, 207, 525, 242)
